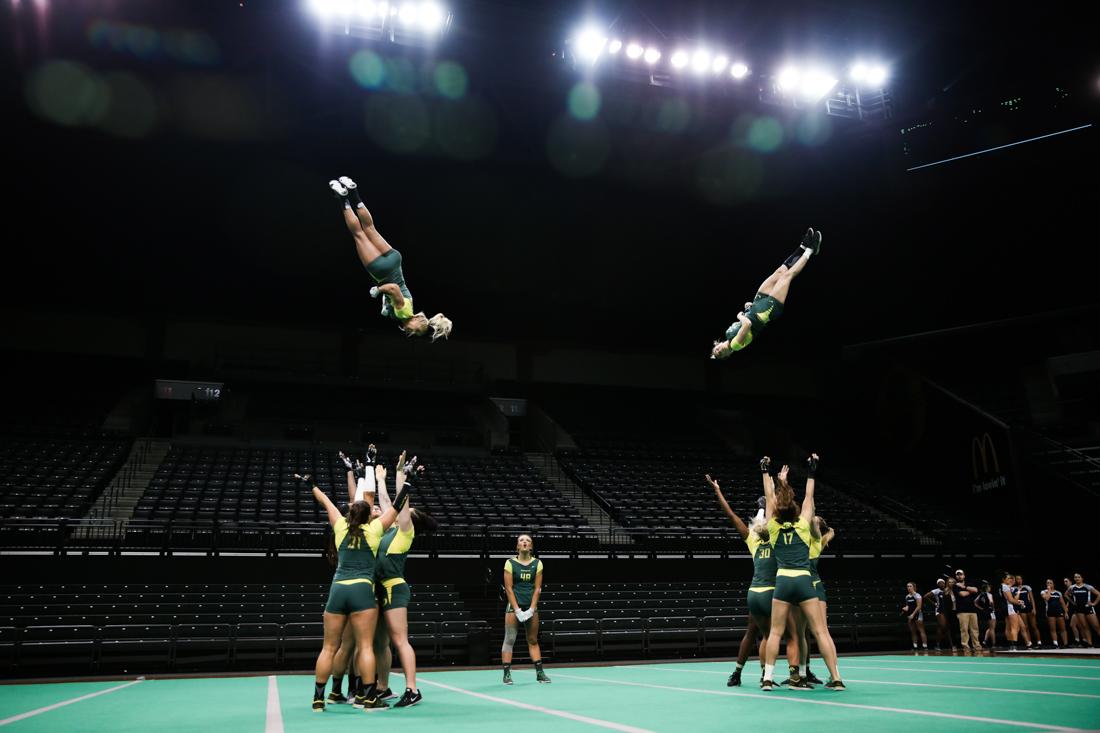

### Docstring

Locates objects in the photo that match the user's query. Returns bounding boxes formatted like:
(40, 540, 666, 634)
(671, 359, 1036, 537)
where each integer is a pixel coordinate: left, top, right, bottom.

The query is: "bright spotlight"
(608, 39, 623, 54)
(398, 2, 418, 24)
(730, 62, 749, 79)
(777, 66, 800, 91)
(576, 28, 608, 62)
(691, 49, 711, 74)
(850, 62, 867, 81)
(644, 47, 661, 64)
(712, 54, 729, 73)
(353, 0, 374, 18)
(866, 65, 888, 86)
(419, 2, 444, 30)
(626, 42, 644, 59)
(671, 50, 689, 69)
(799, 68, 837, 101)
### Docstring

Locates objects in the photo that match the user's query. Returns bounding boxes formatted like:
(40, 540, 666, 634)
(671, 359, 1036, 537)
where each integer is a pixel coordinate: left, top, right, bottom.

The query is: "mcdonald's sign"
(971, 432, 1007, 493)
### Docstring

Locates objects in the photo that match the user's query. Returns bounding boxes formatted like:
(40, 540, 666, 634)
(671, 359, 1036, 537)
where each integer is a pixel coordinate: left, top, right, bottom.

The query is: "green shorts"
(378, 580, 411, 610)
(325, 580, 376, 614)
(365, 249, 403, 282)
(747, 293, 784, 330)
(747, 588, 774, 620)
(812, 578, 827, 603)
(774, 573, 817, 605)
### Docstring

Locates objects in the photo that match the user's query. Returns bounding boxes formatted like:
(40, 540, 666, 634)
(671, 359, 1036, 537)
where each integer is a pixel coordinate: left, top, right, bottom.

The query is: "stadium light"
(850, 62, 867, 81)
(670, 50, 689, 69)
(626, 42, 644, 60)
(866, 65, 888, 87)
(712, 54, 728, 74)
(799, 67, 838, 101)
(730, 61, 749, 79)
(777, 66, 799, 91)
(608, 39, 623, 54)
(691, 49, 711, 74)
(419, 2, 444, 31)
(576, 27, 607, 63)
(644, 47, 661, 64)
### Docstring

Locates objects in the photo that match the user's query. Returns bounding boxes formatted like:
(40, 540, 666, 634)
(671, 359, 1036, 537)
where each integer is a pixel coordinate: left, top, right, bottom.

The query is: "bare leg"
(348, 609, 379, 695)
(1056, 617, 1067, 646)
(918, 618, 928, 647)
(315, 612, 348, 689)
(373, 614, 392, 691)
(763, 600, 792, 679)
(802, 599, 840, 681)
(350, 201, 395, 256)
(385, 608, 417, 691)
(332, 622, 355, 689)
(526, 615, 543, 666)
(1086, 614, 1099, 644)
(755, 266, 788, 298)
(736, 615, 760, 670)
(1026, 613, 1040, 645)
(342, 207, 386, 268)
(765, 249, 812, 304)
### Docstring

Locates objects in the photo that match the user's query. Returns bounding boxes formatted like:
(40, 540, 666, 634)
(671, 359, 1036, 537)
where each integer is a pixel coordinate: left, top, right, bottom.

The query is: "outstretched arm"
(800, 454, 818, 523)
(821, 527, 836, 548)
(298, 474, 342, 527)
(376, 463, 392, 513)
(395, 453, 413, 532)
(706, 474, 749, 540)
(761, 457, 776, 520)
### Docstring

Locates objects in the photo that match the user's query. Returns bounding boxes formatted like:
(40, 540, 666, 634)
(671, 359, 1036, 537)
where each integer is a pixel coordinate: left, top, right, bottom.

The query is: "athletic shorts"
(747, 588, 774, 619)
(378, 581, 411, 610)
(326, 580, 377, 614)
(1082, 606, 1096, 616)
(506, 602, 538, 622)
(812, 578, 827, 603)
(774, 573, 817, 605)
(747, 293, 784, 330)
(910, 612, 923, 622)
(365, 248, 403, 282)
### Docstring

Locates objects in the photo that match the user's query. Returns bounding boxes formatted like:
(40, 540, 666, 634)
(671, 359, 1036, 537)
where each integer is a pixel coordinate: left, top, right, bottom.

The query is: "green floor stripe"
(1, 656, 1098, 733)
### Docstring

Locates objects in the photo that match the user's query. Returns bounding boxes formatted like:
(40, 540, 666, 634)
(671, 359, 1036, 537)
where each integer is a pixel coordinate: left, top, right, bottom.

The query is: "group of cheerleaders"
(904, 572, 1100, 652)
(328, 174, 820, 355)
(707, 454, 846, 690)
(297, 447, 547, 713)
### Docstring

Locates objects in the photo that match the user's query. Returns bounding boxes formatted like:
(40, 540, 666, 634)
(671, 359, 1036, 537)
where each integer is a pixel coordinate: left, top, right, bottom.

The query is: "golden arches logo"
(971, 433, 1000, 480)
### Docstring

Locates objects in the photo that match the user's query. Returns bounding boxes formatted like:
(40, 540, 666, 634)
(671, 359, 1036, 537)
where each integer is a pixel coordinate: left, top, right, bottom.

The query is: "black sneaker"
(804, 669, 823, 685)
(352, 693, 367, 709)
(312, 698, 325, 712)
(394, 689, 422, 708)
(536, 669, 552, 684)
(727, 668, 742, 687)
(810, 229, 822, 255)
(327, 691, 348, 704)
(377, 688, 395, 701)
(760, 679, 775, 692)
(788, 676, 813, 690)
(503, 669, 513, 685)
(825, 680, 847, 691)
(360, 695, 389, 711)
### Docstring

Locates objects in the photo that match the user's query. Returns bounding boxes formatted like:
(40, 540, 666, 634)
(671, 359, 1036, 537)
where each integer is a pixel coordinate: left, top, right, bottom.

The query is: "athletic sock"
(503, 663, 512, 673)
(533, 660, 544, 672)
(346, 185, 364, 209)
(782, 247, 805, 268)
(763, 664, 775, 682)
(349, 675, 360, 696)
(735, 662, 744, 671)
(332, 676, 344, 695)
(799, 664, 807, 676)
(314, 681, 326, 699)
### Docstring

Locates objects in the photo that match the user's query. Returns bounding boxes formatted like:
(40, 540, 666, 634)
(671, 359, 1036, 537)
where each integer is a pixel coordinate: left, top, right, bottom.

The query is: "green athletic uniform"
(325, 517, 385, 614)
(376, 525, 415, 610)
(724, 293, 784, 352)
(768, 517, 817, 604)
(809, 535, 827, 603)
(505, 557, 543, 615)
(746, 532, 778, 619)
(367, 249, 415, 321)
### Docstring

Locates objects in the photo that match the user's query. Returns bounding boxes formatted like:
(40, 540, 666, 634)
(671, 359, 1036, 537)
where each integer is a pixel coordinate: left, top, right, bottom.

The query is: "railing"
(88, 438, 157, 518)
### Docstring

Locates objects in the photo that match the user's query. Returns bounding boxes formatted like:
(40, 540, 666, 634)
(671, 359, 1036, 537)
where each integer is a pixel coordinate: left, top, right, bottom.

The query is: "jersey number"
(759, 548, 771, 559)
(520, 572, 532, 582)
(782, 532, 794, 545)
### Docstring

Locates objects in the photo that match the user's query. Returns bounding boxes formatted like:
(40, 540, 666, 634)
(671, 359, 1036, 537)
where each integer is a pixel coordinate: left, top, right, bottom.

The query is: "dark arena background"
(2, 1, 1099, 730)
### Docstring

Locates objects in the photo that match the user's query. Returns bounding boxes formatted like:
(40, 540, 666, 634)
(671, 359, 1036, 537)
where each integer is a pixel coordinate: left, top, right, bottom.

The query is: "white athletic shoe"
(338, 176, 358, 191)
(329, 180, 348, 197)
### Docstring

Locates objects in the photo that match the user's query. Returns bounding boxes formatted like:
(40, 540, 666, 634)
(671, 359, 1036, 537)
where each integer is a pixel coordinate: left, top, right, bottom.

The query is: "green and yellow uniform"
(367, 249, 415, 321)
(375, 524, 415, 610)
(809, 535, 827, 602)
(725, 293, 784, 352)
(325, 516, 386, 614)
(768, 516, 818, 604)
(746, 532, 778, 619)
(505, 557, 543, 615)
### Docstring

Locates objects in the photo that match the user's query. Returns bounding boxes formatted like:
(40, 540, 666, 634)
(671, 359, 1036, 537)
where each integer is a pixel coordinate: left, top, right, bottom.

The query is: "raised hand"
(806, 453, 820, 477)
(778, 465, 790, 482)
(293, 473, 315, 489)
(705, 474, 721, 493)
(759, 456, 772, 474)
(375, 464, 387, 482)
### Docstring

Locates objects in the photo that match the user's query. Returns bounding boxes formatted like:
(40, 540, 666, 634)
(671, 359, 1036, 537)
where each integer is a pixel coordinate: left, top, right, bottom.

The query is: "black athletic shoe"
(394, 689, 422, 708)
(760, 679, 775, 692)
(377, 688, 395, 701)
(825, 680, 847, 691)
(810, 229, 822, 255)
(312, 698, 325, 712)
(327, 691, 348, 705)
(503, 669, 513, 685)
(804, 669, 823, 685)
(727, 669, 742, 687)
(788, 676, 813, 690)
(800, 228, 814, 250)
(352, 693, 367, 709)
(359, 695, 389, 711)
(536, 669, 552, 684)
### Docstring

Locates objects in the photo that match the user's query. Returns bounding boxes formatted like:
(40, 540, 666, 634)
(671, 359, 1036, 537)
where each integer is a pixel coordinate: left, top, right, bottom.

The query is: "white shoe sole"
(338, 176, 357, 190)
